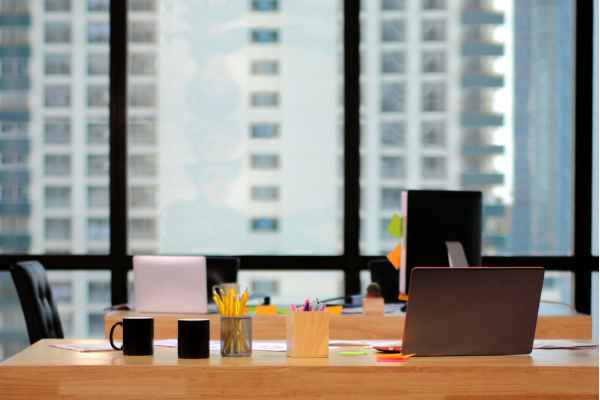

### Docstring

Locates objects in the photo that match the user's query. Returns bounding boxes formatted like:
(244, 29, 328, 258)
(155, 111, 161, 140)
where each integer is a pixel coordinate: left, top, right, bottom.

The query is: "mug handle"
(109, 321, 123, 351)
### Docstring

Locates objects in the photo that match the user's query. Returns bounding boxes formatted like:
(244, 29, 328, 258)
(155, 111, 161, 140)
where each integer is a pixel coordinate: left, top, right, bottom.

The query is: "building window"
(422, 50, 446, 73)
(130, 85, 156, 108)
(129, 218, 157, 240)
(421, 120, 446, 147)
(380, 121, 405, 147)
(251, 186, 280, 202)
(0, 185, 27, 203)
(422, 82, 446, 112)
(45, 218, 71, 240)
(0, 216, 28, 233)
(422, 156, 446, 179)
(381, 19, 405, 42)
(380, 156, 405, 179)
(0, 150, 25, 166)
(381, 51, 405, 74)
(381, 188, 402, 210)
(87, 0, 109, 12)
(87, 120, 109, 144)
(129, 186, 156, 208)
(381, 0, 405, 10)
(250, 154, 279, 170)
(423, 0, 446, 10)
(422, 19, 446, 41)
(45, 22, 71, 43)
(45, 186, 70, 208)
(87, 85, 109, 107)
(87, 53, 109, 75)
(129, 118, 156, 145)
(250, 29, 279, 44)
(0, 58, 28, 78)
(251, 91, 279, 107)
(45, 53, 70, 75)
(45, 0, 71, 12)
(87, 22, 109, 43)
(44, 118, 70, 144)
(129, 0, 156, 11)
(129, 53, 156, 75)
(381, 82, 405, 113)
(87, 218, 109, 241)
(251, 0, 278, 11)
(250, 218, 279, 232)
(250, 122, 280, 139)
(250, 60, 279, 75)
(45, 85, 70, 107)
(87, 154, 109, 176)
(129, 154, 157, 176)
(129, 22, 156, 43)
(0, 122, 27, 136)
(44, 154, 70, 176)
(87, 186, 108, 208)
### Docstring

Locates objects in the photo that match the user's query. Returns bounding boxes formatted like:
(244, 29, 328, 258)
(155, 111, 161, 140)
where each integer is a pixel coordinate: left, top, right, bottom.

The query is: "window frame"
(0, 1, 596, 314)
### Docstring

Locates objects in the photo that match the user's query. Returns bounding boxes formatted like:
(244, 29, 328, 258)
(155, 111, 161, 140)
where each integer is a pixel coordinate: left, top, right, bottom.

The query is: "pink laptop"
(133, 256, 208, 313)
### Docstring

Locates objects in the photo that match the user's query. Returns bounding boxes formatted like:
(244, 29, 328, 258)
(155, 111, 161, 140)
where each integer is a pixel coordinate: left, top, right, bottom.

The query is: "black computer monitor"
(403, 190, 482, 290)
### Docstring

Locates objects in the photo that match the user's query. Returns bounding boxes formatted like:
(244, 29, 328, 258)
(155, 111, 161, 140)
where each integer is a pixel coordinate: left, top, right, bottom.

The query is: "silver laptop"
(133, 256, 208, 313)
(402, 267, 544, 356)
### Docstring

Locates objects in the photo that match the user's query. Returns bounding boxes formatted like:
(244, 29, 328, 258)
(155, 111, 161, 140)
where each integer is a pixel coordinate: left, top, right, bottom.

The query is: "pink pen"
(290, 304, 297, 312)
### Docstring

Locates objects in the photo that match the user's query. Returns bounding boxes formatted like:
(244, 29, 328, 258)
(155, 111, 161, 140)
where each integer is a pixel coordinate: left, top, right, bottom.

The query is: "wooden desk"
(2, 339, 597, 400)
(105, 311, 593, 340)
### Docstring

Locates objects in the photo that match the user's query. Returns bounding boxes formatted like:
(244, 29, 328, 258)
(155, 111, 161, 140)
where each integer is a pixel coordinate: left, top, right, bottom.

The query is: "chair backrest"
(9, 261, 64, 344)
(368, 259, 399, 303)
(206, 256, 240, 300)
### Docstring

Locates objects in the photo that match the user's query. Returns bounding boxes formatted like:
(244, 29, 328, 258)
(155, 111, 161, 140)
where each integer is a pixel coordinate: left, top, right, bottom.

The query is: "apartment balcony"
(0, 13, 31, 26)
(0, 201, 30, 215)
(462, 172, 504, 186)
(462, 41, 504, 57)
(462, 144, 505, 156)
(0, 77, 29, 90)
(0, 138, 30, 153)
(0, 170, 29, 184)
(0, 110, 29, 122)
(461, 112, 504, 127)
(462, 73, 504, 88)
(0, 44, 30, 57)
(462, 10, 504, 25)
(0, 233, 31, 252)
(483, 204, 505, 218)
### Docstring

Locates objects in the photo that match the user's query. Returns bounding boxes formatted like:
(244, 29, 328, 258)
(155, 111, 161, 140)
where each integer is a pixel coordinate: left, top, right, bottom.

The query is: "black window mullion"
(343, 0, 361, 297)
(109, 0, 129, 305)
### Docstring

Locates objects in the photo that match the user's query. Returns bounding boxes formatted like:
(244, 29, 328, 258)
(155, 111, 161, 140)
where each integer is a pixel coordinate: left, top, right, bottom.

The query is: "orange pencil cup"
(286, 311, 330, 358)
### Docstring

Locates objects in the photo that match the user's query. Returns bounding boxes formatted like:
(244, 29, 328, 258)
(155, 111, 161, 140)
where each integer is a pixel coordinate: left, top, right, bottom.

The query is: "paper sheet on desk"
(154, 340, 288, 352)
(49, 343, 117, 352)
(533, 340, 598, 350)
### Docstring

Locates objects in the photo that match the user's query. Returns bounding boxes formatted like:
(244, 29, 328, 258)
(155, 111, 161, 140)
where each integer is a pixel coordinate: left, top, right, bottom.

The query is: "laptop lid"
(134, 256, 207, 313)
(402, 267, 544, 356)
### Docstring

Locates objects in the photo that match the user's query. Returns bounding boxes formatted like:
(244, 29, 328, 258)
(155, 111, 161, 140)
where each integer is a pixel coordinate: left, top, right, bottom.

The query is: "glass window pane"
(360, 1, 575, 256)
(128, 1, 340, 255)
(0, 4, 110, 254)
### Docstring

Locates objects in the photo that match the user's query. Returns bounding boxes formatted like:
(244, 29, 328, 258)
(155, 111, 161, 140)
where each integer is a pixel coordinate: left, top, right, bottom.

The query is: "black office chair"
(206, 256, 240, 301)
(368, 259, 400, 303)
(9, 261, 64, 344)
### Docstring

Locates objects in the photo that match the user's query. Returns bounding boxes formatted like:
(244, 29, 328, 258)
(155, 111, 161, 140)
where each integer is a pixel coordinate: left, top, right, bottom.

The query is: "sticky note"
(386, 244, 402, 270)
(398, 293, 409, 302)
(254, 305, 278, 316)
(376, 353, 414, 362)
(325, 305, 343, 315)
(386, 214, 403, 238)
(339, 350, 369, 356)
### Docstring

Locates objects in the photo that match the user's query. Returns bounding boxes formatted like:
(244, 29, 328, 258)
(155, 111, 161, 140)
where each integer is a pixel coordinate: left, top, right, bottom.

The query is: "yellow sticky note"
(386, 244, 402, 270)
(325, 305, 343, 315)
(386, 214, 403, 238)
(254, 305, 278, 316)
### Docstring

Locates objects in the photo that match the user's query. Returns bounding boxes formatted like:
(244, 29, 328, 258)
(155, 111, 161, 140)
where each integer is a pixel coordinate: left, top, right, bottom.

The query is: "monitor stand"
(445, 241, 469, 267)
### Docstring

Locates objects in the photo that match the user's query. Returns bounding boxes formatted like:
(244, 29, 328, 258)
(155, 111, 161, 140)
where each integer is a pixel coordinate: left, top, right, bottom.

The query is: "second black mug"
(109, 316, 154, 356)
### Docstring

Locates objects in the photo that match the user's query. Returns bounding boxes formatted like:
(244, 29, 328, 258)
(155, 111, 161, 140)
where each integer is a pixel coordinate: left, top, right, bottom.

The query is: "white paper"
(49, 343, 117, 352)
(533, 340, 598, 350)
(154, 339, 286, 352)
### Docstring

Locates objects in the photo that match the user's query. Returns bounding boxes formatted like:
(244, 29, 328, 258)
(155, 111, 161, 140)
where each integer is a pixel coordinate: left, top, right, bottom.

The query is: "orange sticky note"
(254, 305, 278, 316)
(398, 293, 409, 302)
(386, 244, 402, 270)
(325, 305, 343, 315)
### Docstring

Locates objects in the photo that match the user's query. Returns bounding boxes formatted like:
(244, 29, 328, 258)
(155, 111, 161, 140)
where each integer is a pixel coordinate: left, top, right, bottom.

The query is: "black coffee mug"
(109, 316, 154, 356)
(178, 319, 210, 359)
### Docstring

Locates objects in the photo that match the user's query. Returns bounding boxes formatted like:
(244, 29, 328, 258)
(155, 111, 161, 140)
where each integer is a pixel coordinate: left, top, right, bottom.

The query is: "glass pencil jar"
(220, 316, 252, 357)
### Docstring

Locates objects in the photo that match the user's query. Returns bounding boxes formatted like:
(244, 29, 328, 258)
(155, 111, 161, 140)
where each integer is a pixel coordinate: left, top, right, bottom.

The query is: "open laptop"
(133, 256, 207, 313)
(402, 267, 544, 356)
